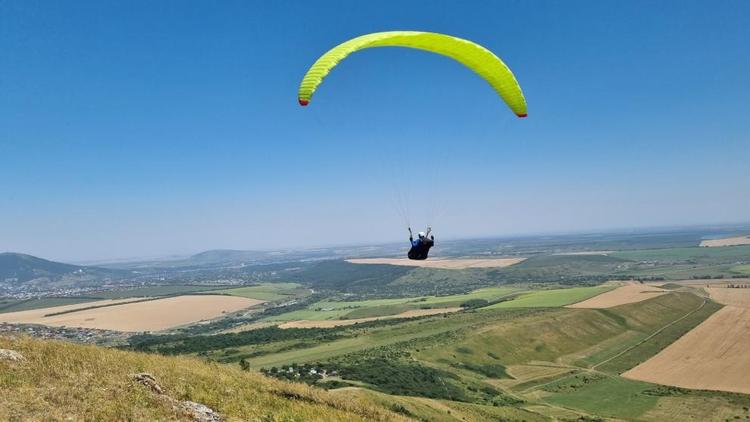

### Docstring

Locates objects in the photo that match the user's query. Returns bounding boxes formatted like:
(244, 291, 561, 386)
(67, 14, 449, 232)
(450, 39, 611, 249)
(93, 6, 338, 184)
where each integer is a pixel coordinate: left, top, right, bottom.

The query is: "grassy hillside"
(0, 253, 84, 283)
(486, 286, 614, 309)
(264, 287, 521, 322)
(0, 335, 407, 421)
(424, 292, 712, 368)
(0, 252, 126, 287)
(117, 288, 750, 421)
(215, 283, 310, 301)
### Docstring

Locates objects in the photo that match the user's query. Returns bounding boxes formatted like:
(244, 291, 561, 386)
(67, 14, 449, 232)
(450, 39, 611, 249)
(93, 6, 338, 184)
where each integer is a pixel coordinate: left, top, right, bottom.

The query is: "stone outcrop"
(0, 348, 24, 361)
(131, 373, 222, 422)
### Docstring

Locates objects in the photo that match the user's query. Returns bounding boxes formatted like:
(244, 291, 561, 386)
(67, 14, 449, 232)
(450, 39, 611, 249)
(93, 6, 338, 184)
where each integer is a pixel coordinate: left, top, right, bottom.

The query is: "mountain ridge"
(0, 252, 124, 285)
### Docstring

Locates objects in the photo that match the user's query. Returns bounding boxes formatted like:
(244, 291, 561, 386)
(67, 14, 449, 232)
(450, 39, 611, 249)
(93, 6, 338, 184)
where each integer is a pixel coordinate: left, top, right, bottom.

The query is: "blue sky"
(1, 0, 749, 261)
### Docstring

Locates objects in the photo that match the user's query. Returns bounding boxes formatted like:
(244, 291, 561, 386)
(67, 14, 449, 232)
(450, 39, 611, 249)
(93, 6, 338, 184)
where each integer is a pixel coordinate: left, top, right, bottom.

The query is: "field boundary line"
(565, 285, 619, 306)
(42, 297, 159, 317)
(591, 296, 707, 371)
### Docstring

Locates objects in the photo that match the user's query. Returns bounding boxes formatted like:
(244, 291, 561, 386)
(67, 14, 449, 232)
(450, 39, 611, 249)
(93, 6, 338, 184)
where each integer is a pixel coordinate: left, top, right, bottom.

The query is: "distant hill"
(0, 336, 405, 421)
(189, 249, 270, 265)
(0, 252, 124, 286)
(101, 245, 406, 270)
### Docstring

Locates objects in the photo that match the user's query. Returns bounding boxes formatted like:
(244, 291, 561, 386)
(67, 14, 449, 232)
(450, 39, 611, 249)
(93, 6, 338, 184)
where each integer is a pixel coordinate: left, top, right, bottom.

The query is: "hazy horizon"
(2, 1, 748, 262)
(3, 220, 750, 264)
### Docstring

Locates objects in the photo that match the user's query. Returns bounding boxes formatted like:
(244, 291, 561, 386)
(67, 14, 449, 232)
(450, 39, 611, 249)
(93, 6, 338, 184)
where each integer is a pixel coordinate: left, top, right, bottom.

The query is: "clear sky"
(1, 1, 749, 261)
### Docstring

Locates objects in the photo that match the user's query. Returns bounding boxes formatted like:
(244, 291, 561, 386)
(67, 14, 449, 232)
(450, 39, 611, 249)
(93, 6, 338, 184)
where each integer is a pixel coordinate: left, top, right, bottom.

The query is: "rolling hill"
(0, 252, 124, 286)
(0, 335, 405, 421)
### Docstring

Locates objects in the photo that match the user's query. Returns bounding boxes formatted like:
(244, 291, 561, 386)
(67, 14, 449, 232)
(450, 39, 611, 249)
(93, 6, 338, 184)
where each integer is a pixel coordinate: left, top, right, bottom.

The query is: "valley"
(4, 228, 750, 420)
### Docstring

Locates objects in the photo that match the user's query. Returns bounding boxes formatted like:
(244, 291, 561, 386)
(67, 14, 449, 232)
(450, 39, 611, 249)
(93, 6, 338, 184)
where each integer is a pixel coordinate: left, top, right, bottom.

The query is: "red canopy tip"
(516, 113, 528, 118)
(298, 99, 309, 106)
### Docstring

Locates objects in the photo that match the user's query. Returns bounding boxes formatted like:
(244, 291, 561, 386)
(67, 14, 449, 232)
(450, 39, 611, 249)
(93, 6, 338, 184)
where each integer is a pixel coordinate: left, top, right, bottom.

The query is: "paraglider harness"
(408, 227, 434, 260)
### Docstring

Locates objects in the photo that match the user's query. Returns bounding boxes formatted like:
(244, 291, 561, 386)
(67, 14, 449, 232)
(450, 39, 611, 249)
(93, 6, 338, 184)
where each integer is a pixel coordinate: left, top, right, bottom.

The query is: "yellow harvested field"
(278, 307, 462, 329)
(346, 257, 525, 269)
(566, 283, 666, 308)
(0, 298, 146, 323)
(0, 295, 262, 332)
(706, 287, 750, 308)
(623, 304, 750, 394)
(700, 235, 750, 247)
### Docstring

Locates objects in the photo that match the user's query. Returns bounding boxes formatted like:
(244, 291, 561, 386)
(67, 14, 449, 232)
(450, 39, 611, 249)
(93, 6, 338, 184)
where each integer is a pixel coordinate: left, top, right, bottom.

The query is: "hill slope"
(0, 335, 407, 421)
(0, 253, 84, 282)
(0, 252, 125, 287)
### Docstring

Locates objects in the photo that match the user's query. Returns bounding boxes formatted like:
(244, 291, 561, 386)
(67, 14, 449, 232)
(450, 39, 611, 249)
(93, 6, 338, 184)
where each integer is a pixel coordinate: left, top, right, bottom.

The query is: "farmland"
(623, 305, 750, 394)
(0, 297, 98, 314)
(624, 285, 750, 394)
(0, 298, 148, 323)
(485, 285, 614, 309)
(6, 227, 750, 421)
(264, 286, 521, 322)
(0, 295, 261, 332)
(277, 308, 462, 328)
(214, 283, 310, 301)
(235, 290, 743, 421)
(567, 282, 666, 308)
(700, 235, 750, 247)
(347, 257, 525, 269)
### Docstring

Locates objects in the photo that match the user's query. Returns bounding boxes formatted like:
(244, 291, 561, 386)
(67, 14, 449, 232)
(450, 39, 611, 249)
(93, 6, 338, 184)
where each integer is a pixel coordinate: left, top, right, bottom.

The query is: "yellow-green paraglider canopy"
(298, 31, 527, 117)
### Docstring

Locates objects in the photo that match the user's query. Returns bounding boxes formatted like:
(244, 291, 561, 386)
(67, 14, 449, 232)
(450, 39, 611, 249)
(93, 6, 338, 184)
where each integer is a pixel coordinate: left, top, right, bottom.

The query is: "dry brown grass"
(0, 295, 261, 332)
(566, 283, 666, 309)
(699, 235, 750, 247)
(346, 257, 525, 269)
(0, 335, 409, 421)
(277, 307, 462, 329)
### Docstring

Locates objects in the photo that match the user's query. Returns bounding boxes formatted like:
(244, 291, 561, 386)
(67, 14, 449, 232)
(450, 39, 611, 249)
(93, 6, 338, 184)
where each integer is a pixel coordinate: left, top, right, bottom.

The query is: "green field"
(253, 291, 729, 420)
(126, 279, 747, 421)
(612, 245, 750, 262)
(107, 234, 750, 422)
(603, 245, 750, 280)
(341, 303, 416, 319)
(248, 308, 540, 368)
(484, 286, 614, 309)
(265, 287, 521, 321)
(215, 283, 308, 301)
(420, 293, 706, 369)
(543, 374, 659, 419)
(417, 286, 522, 307)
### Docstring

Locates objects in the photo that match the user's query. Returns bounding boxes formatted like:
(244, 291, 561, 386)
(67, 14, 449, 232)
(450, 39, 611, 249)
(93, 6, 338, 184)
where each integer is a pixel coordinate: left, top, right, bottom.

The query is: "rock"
(132, 372, 163, 395)
(178, 401, 223, 422)
(0, 349, 24, 361)
(131, 373, 222, 421)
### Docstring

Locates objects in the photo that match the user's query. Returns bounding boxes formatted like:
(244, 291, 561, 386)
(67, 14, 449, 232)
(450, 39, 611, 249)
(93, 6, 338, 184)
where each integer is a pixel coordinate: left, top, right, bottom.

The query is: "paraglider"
(408, 227, 434, 260)
(298, 31, 527, 259)
(298, 31, 527, 117)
